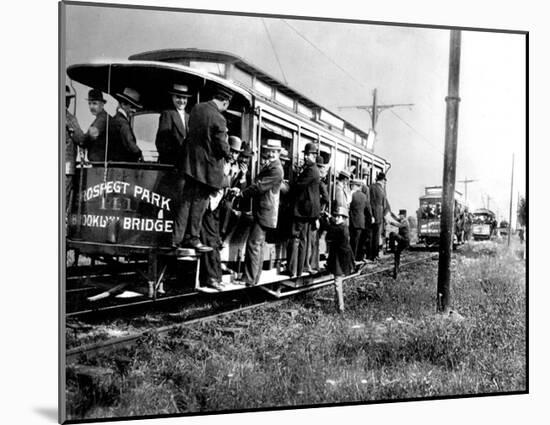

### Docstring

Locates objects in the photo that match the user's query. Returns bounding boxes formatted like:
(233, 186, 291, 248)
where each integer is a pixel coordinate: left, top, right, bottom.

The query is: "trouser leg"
(287, 220, 303, 277)
(297, 220, 310, 276)
(200, 208, 222, 284)
(172, 178, 190, 246)
(187, 182, 211, 245)
(350, 227, 363, 261)
(243, 221, 266, 285)
(333, 275, 344, 312)
(309, 227, 320, 270)
(371, 223, 381, 259)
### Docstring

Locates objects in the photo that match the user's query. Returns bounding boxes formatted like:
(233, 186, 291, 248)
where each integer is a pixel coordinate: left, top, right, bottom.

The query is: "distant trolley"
(416, 186, 466, 248)
(471, 208, 497, 240)
(65, 48, 390, 300)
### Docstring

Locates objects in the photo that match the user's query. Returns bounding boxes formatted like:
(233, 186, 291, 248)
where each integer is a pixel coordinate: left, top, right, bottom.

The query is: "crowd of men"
(65, 83, 409, 310)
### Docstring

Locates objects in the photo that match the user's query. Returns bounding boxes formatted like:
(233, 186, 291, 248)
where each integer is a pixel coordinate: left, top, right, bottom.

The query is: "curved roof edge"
(67, 60, 253, 105)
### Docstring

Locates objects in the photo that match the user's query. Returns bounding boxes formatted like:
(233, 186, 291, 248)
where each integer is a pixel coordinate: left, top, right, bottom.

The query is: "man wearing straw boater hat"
(83, 88, 110, 162)
(237, 139, 284, 286)
(107, 87, 143, 162)
(155, 83, 191, 165)
(173, 85, 233, 252)
(65, 85, 85, 214)
(287, 142, 320, 278)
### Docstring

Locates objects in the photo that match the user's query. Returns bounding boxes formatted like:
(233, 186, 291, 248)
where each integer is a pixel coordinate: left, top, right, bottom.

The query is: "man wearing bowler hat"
(173, 85, 233, 252)
(107, 87, 143, 162)
(83, 89, 110, 162)
(65, 85, 85, 214)
(287, 142, 320, 278)
(369, 171, 391, 260)
(239, 139, 284, 286)
(155, 83, 191, 165)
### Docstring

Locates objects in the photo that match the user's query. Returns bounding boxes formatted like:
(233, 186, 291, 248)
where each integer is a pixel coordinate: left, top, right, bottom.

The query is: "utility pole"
(437, 30, 461, 314)
(507, 154, 515, 247)
(457, 177, 477, 202)
(339, 89, 413, 149)
(486, 195, 492, 211)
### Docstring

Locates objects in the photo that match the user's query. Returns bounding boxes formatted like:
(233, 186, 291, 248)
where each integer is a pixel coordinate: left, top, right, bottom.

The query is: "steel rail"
(66, 300, 273, 363)
(66, 251, 435, 363)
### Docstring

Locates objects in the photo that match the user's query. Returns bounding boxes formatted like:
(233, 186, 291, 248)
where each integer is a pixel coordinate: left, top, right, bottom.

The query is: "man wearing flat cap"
(107, 87, 143, 162)
(83, 89, 110, 162)
(369, 171, 391, 260)
(65, 85, 85, 214)
(173, 85, 233, 251)
(287, 142, 320, 278)
(155, 83, 191, 166)
(239, 139, 284, 286)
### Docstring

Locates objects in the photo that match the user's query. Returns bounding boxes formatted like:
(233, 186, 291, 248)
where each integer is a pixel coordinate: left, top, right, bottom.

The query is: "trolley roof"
(66, 60, 252, 111)
(129, 49, 373, 148)
(473, 208, 495, 217)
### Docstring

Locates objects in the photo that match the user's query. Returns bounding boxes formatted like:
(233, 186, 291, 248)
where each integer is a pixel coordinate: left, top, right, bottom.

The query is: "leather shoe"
(186, 241, 213, 252)
(206, 281, 225, 291)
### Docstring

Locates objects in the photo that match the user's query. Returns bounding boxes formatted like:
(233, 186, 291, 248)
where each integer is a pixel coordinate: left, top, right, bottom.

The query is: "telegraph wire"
(281, 18, 443, 155)
(263, 19, 289, 85)
(389, 109, 444, 156)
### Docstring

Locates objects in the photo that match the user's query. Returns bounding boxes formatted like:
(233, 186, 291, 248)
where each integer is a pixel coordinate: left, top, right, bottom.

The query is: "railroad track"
(65, 250, 436, 363)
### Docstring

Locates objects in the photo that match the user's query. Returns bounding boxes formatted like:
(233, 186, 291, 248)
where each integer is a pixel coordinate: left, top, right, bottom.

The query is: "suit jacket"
(319, 179, 330, 211)
(349, 190, 367, 229)
(155, 109, 189, 165)
(178, 100, 230, 190)
(242, 159, 284, 229)
(362, 184, 373, 225)
(292, 163, 320, 219)
(370, 182, 390, 223)
(85, 110, 109, 162)
(65, 110, 85, 175)
(107, 110, 142, 162)
(326, 222, 354, 276)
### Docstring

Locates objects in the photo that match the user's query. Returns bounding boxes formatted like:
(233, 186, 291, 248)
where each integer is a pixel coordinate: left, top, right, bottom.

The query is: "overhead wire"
(263, 19, 289, 85)
(281, 18, 442, 154)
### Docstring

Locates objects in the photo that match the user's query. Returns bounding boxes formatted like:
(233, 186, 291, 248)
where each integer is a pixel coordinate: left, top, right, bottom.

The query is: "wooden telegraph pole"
(437, 30, 462, 313)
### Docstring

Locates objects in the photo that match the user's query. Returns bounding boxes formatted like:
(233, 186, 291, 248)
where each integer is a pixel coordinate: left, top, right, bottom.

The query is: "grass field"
(66, 238, 526, 420)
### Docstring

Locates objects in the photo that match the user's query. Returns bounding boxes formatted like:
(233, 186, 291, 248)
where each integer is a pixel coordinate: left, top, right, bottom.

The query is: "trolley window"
(335, 149, 349, 173)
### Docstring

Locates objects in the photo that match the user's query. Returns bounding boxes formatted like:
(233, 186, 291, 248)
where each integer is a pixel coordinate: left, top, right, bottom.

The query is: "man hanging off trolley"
(387, 209, 410, 279)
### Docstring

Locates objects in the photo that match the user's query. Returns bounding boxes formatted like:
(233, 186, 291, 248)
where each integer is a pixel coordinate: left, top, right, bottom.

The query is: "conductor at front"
(155, 83, 191, 165)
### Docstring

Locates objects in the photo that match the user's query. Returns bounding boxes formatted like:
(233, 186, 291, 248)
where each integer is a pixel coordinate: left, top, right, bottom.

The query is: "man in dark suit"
(65, 85, 85, 214)
(107, 87, 143, 162)
(369, 172, 391, 260)
(155, 83, 191, 165)
(173, 86, 233, 252)
(287, 142, 320, 277)
(349, 179, 368, 261)
(239, 139, 284, 286)
(83, 89, 110, 162)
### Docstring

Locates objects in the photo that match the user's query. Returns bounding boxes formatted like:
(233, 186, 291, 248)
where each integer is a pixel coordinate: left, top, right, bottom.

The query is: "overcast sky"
(64, 3, 526, 224)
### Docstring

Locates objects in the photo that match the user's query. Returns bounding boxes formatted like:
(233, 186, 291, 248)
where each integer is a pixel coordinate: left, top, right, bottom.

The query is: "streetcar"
(65, 48, 390, 301)
(471, 208, 497, 240)
(416, 186, 466, 248)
